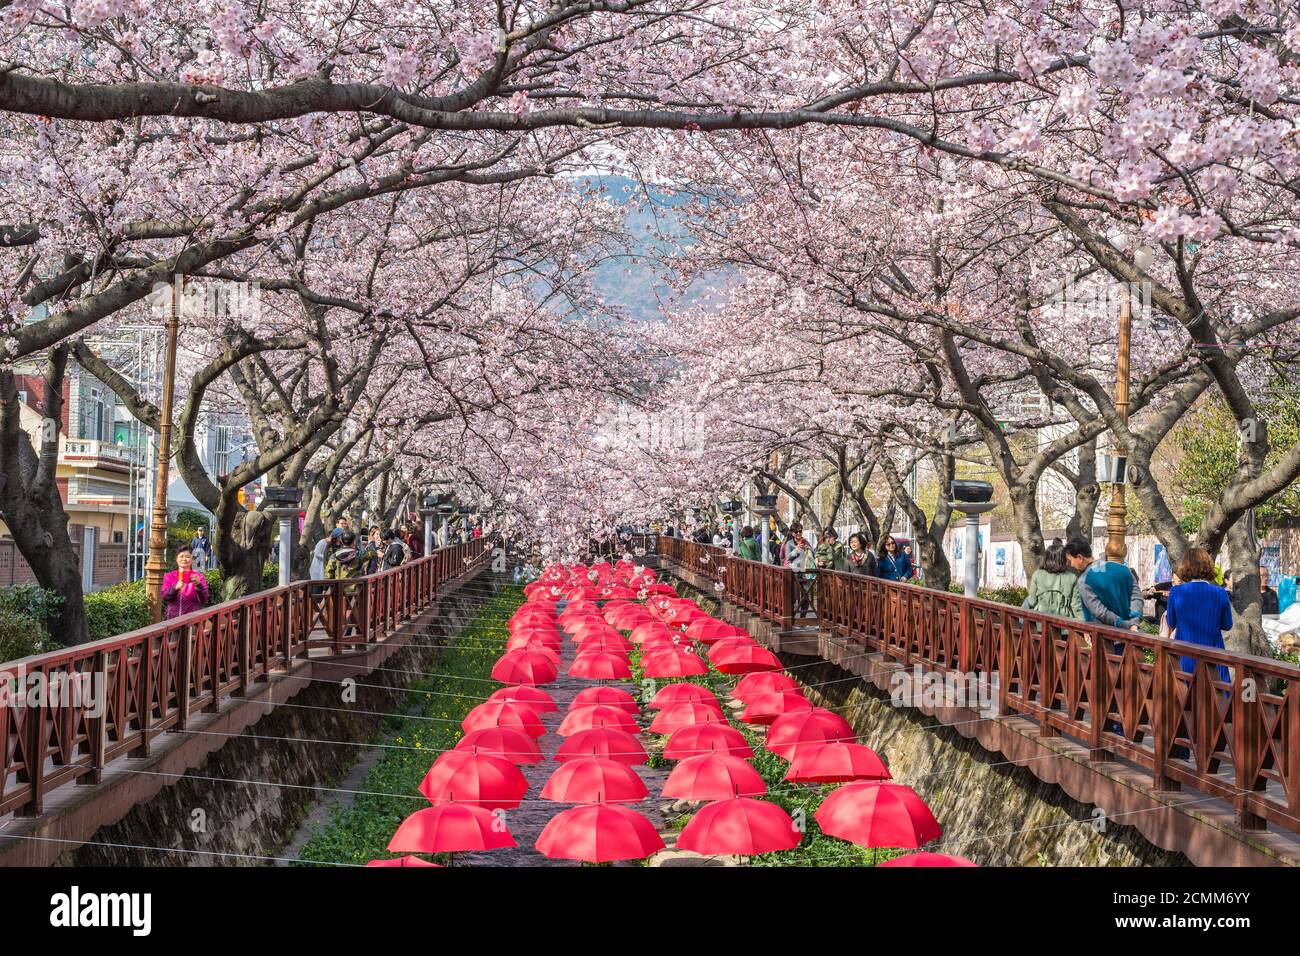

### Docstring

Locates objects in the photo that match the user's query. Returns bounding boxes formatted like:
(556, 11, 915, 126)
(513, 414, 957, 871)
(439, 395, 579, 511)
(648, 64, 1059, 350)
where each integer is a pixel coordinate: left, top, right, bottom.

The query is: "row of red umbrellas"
(374, 557, 972, 867)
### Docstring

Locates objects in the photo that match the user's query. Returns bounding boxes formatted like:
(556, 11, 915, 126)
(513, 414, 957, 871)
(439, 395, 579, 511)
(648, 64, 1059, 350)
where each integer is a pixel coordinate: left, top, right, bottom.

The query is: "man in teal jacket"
(1064, 538, 1143, 630)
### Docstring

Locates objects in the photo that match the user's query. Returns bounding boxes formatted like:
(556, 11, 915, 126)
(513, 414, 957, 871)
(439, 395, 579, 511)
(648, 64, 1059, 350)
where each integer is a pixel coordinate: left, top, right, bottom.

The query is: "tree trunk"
(1009, 482, 1047, 579)
(0, 363, 91, 645)
(1224, 516, 1272, 658)
(213, 501, 274, 599)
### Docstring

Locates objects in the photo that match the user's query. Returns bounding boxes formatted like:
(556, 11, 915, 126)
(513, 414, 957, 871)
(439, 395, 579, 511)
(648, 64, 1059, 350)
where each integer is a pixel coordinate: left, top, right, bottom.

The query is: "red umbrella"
(419, 751, 529, 810)
(491, 652, 558, 686)
(732, 671, 799, 701)
(814, 783, 942, 848)
(766, 709, 855, 759)
(571, 686, 640, 716)
(366, 856, 442, 867)
(677, 798, 801, 856)
(455, 728, 544, 764)
(739, 690, 813, 725)
(641, 651, 708, 678)
(639, 636, 682, 656)
(630, 622, 676, 645)
(705, 637, 757, 664)
(556, 728, 647, 765)
(540, 757, 649, 804)
(648, 700, 726, 735)
(535, 804, 665, 863)
(558, 704, 640, 736)
(388, 804, 515, 854)
(505, 635, 562, 657)
(784, 742, 890, 783)
(489, 685, 558, 714)
(575, 634, 634, 654)
(711, 645, 783, 674)
(461, 700, 546, 739)
(569, 652, 633, 680)
(685, 618, 748, 644)
(649, 683, 718, 710)
(662, 754, 767, 801)
(878, 852, 976, 868)
(663, 723, 753, 760)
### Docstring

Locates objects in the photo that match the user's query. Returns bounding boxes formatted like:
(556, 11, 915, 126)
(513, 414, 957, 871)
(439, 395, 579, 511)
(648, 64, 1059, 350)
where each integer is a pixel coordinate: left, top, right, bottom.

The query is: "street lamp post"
(1105, 245, 1151, 563)
(753, 494, 778, 565)
(720, 498, 742, 552)
(420, 495, 438, 555)
(145, 275, 182, 623)
(949, 480, 997, 599)
(264, 486, 303, 588)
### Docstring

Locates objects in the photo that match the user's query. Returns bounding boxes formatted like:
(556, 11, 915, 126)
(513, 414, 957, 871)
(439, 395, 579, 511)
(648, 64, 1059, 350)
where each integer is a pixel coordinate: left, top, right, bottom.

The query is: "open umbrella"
(711, 644, 783, 675)
(388, 803, 515, 854)
(641, 651, 708, 678)
(649, 683, 718, 710)
(569, 652, 633, 680)
(489, 685, 558, 714)
(648, 700, 726, 735)
(630, 622, 676, 645)
(455, 728, 544, 764)
(570, 686, 640, 716)
(366, 856, 442, 867)
(556, 728, 647, 766)
(557, 704, 640, 736)
(461, 700, 546, 739)
(419, 751, 529, 810)
(784, 742, 891, 783)
(732, 671, 800, 701)
(765, 709, 855, 759)
(535, 804, 665, 863)
(663, 723, 753, 760)
(878, 852, 976, 868)
(491, 651, 558, 686)
(677, 797, 800, 856)
(540, 757, 648, 803)
(662, 754, 767, 801)
(739, 690, 813, 725)
(814, 782, 942, 848)
(685, 619, 749, 644)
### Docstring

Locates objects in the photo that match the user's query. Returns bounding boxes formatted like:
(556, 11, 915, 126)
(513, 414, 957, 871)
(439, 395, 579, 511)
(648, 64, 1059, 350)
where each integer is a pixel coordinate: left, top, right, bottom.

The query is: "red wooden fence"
(651, 538, 1300, 837)
(0, 539, 488, 818)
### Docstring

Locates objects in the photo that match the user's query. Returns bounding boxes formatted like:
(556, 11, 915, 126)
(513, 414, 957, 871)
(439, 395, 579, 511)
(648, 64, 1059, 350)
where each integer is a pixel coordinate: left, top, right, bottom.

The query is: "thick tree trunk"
(1009, 482, 1047, 579)
(0, 363, 90, 646)
(213, 501, 274, 599)
(0, 486, 89, 645)
(1224, 517, 1272, 658)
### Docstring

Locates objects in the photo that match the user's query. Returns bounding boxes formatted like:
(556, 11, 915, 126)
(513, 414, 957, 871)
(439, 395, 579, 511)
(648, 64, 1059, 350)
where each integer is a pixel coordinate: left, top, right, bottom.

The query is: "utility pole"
(145, 276, 182, 622)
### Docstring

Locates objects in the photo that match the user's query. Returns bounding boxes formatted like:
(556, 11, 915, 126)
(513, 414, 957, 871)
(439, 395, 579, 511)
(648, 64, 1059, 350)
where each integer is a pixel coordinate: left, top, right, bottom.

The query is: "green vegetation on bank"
(295, 585, 521, 866)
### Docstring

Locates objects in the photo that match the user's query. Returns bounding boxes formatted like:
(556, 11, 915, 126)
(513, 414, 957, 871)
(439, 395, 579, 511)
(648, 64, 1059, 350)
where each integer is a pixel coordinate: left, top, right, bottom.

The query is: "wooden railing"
(0, 538, 488, 818)
(650, 539, 1300, 836)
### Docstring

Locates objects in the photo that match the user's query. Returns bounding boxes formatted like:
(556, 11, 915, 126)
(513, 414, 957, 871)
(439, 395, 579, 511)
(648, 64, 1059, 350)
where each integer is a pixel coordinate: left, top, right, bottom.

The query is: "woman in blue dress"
(1164, 548, 1232, 683)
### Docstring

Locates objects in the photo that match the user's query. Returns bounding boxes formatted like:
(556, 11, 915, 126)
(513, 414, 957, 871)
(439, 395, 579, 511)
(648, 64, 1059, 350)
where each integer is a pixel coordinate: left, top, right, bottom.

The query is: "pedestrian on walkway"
(813, 528, 849, 572)
(847, 533, 878, 577)
(1022, 538, 1080, 618)
(162, 548, 210, 619)
(1165, 548, 1232, 682)
(1064, 538, 1143, 630)
(877, 536, 912, 581)
(189, 527, 212, 571)
(325, 531, 364, 579)
(781, 522, 807, 567)
(737, 526, 763, 562)
(380, 529, 407, 570)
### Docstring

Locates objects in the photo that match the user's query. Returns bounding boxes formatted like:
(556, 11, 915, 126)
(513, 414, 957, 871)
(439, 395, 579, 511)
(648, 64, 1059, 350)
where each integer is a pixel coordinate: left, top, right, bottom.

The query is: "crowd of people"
(668, 516, 1255, 675)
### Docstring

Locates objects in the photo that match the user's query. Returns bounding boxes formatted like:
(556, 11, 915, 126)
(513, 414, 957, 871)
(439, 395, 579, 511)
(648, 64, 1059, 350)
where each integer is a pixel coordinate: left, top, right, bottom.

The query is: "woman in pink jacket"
(162, 548, 210, 619)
